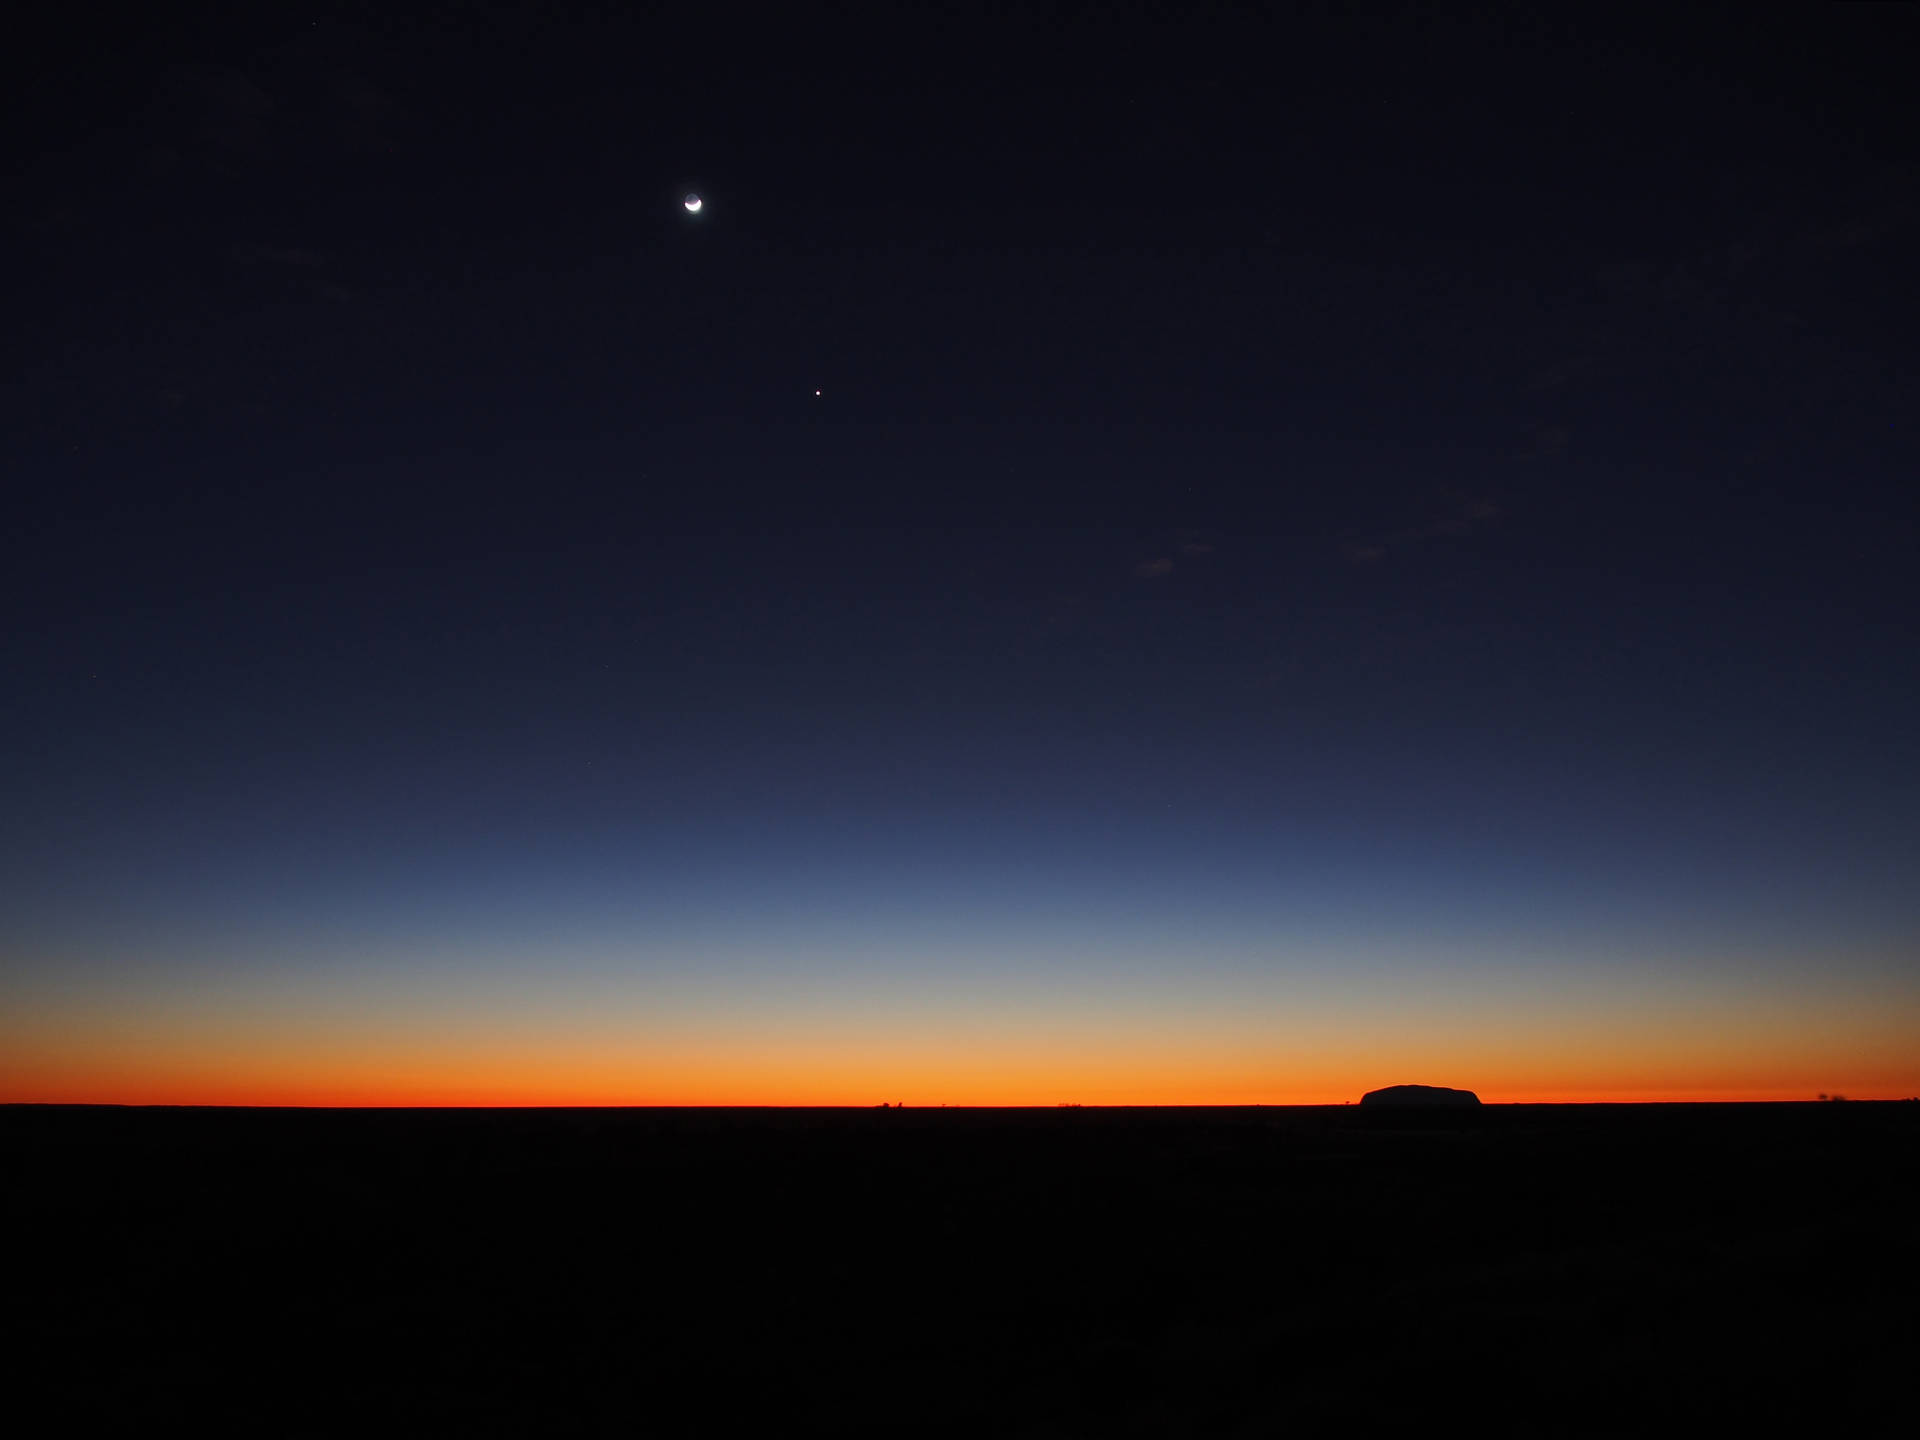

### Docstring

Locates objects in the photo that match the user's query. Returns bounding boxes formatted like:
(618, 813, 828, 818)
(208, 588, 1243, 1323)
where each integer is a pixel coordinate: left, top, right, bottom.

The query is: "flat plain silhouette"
(5, 1101, 1913, 1432)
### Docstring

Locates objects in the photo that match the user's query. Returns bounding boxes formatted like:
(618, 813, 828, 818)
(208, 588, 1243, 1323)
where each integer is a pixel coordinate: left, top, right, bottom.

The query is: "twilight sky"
(4, 2, 1917, 1103)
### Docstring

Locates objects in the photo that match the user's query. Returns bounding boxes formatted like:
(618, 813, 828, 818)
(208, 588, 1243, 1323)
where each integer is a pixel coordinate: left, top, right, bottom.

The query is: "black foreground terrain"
(7, 1103, 1915, 1434)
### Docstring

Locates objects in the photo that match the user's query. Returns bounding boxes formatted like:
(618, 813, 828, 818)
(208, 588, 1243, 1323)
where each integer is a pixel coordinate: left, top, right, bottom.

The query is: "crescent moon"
(684, 195, 703, 214)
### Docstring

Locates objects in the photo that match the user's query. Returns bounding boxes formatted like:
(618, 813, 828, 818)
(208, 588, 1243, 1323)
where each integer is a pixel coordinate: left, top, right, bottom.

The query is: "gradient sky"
(5, 3, 1918, 1104)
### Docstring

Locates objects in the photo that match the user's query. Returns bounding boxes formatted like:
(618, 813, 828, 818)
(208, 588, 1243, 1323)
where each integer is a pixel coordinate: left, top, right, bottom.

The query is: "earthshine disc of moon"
(684, 194, 703, 214)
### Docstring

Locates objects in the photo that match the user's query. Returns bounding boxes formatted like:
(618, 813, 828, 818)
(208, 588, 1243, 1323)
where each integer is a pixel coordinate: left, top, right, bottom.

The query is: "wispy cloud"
(233, 243, 329, 268)
(1524, 357, 1593, 393)
(1513, 425, 1568, 462)
(1134, 530, 1220, 577)
(1343, 493, 1502, 565)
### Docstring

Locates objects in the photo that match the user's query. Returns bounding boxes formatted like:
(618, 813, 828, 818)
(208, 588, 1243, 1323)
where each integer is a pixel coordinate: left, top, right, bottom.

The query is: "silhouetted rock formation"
(1359, 1084, 1481, 1107)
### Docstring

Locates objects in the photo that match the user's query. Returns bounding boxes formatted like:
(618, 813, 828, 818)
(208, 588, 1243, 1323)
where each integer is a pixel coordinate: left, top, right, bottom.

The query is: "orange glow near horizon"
(7, 1021, 1916, 1108)
(9, 955, 1916, 1109)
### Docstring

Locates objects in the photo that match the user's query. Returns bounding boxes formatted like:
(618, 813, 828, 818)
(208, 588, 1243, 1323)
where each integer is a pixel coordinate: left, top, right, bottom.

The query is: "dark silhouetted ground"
(6, 1103, 1914, 1433)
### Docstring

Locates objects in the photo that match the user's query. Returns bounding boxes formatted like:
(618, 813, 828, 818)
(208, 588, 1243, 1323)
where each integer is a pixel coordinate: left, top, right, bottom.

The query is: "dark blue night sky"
(5, 3, 1916, 1101)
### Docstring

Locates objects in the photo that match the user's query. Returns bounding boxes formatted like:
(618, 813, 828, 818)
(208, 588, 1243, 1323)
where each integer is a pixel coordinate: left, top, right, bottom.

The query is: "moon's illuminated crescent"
(684, 194, 703, 214)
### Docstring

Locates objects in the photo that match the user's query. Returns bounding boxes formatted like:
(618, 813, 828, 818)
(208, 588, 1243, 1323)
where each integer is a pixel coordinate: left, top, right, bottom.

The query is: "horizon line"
(7, 1097, 1916, 1111)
